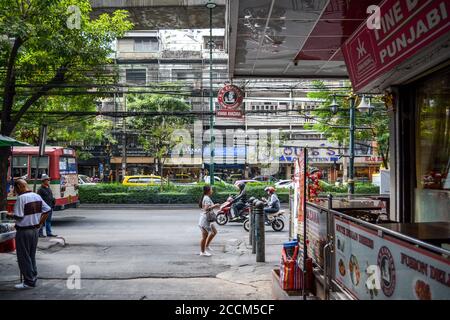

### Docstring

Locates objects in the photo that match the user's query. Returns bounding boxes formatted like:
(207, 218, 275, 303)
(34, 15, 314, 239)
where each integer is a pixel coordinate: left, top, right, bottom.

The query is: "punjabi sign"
(343, 0, 450, 92)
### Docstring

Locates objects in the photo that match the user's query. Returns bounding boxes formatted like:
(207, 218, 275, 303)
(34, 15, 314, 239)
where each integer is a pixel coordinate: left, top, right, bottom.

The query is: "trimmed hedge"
(79, 181, 378, 204)
(319, 181, 380, 194)
(79, 183, 289, 204)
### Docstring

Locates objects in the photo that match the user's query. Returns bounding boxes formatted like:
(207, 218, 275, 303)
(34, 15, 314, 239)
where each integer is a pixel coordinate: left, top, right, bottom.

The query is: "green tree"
(13, 95, 116, 160)
(0, 0, 132, 209)
(306, 80, 390, 169)
(126, 94, 194, 182)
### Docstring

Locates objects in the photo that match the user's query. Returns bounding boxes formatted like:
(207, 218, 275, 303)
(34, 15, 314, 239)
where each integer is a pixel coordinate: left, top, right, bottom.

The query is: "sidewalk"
(0, 237, 66, 283)
(215, 233, 285, 298)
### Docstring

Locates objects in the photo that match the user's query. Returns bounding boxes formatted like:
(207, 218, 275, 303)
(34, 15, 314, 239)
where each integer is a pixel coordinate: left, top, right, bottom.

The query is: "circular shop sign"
(377, 246, 396, 297)
(217, 85, 244, 110)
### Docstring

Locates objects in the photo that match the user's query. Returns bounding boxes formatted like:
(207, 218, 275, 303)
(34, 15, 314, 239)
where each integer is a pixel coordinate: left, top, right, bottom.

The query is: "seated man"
(263, 187, 280, 224)
(231, 182, 247, 220)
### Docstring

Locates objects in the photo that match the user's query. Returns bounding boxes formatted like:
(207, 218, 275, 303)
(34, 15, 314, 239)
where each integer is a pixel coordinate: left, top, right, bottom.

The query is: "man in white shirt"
(6, 179, 51, 289)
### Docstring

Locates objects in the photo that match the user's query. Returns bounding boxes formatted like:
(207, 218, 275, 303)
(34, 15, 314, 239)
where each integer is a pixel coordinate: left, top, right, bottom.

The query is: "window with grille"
(134, 37, 159, 52)
(126, 69, 147, 85)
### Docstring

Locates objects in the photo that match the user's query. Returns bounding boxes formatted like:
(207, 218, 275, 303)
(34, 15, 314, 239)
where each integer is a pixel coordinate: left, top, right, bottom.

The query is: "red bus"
(7, 146, 80, 212)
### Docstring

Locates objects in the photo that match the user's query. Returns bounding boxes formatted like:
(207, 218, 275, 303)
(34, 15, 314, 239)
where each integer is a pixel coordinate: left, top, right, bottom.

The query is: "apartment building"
(77, 29, 380, 183)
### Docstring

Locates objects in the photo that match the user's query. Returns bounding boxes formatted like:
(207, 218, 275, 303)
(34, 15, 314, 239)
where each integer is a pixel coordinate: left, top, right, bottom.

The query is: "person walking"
(6, 179, 51, 289)
(198, 185, 220, 257)
(37, 174, 57, 238)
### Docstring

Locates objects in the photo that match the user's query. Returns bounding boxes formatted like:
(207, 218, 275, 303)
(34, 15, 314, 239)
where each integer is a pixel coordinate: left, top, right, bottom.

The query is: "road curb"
(79, 204, 199, 210)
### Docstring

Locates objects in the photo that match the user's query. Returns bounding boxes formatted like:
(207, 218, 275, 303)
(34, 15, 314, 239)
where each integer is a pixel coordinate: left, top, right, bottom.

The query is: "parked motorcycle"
(243, 199, 285, 232)
(215, 197, 255, 225)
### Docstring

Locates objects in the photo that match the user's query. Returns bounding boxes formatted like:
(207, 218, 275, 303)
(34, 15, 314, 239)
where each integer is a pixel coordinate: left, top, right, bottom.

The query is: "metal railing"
(329, 207, 450, 257)
(295, 195, 450, 300)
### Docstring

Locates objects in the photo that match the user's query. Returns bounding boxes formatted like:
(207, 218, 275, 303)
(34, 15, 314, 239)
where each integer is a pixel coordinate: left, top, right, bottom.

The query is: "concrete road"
(0, 206, 289, 300)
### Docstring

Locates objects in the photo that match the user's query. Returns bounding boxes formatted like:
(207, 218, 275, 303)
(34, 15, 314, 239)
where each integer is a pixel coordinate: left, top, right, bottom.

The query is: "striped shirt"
(13, 191, 51, 229)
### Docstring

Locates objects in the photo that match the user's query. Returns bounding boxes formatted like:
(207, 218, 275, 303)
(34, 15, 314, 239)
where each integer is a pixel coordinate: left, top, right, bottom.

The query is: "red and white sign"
(216, 84, 244, 118)
(343, 0, 450, 92)
(334, 217, 450, 300)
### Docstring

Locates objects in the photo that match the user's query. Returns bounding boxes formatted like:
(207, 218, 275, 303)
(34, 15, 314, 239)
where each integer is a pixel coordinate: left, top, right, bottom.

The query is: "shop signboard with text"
(334, 217, 450, 299)
(216, 85, 244, 118)
(280, 146, 339, 163)
(343, 0, 450, 92)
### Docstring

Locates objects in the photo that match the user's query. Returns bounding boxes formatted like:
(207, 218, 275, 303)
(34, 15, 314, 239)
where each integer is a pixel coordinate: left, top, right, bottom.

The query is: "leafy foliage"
(126, 93, 194, 176)
(13, 95, 116, 159)
(0, 0, 133, 135)
(306, 80, 390, 168)
(0, 0, 132, 210)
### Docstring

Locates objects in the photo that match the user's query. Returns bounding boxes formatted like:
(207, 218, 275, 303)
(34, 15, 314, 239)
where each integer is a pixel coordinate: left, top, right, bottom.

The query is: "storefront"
(287, 0, 450, 300)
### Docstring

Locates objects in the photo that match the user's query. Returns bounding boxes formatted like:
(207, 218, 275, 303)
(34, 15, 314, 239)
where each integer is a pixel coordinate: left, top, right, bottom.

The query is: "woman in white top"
(198, 185, 220, 256)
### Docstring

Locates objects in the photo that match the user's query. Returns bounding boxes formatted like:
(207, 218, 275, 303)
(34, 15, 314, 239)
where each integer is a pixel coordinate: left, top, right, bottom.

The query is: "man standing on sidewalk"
(37, 174, 57, 237)
(6, 179, 51, 289)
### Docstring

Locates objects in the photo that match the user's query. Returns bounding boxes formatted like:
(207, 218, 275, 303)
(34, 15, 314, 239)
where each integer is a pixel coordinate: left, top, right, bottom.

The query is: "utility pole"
(206, 1, 216, 185)
(122, 94, 127, 180)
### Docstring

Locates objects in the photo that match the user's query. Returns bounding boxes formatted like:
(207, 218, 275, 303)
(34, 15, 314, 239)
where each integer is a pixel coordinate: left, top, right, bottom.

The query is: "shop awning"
(0, 135, 29, 147)
(227, 0, 382, 79)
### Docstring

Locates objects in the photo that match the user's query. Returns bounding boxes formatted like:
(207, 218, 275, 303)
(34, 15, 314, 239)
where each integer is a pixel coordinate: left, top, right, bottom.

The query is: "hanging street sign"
(216, 84, 244, 118)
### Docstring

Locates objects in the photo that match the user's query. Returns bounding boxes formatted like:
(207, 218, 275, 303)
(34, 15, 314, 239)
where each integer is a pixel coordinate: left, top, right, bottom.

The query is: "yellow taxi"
(122, 175, 165, 186)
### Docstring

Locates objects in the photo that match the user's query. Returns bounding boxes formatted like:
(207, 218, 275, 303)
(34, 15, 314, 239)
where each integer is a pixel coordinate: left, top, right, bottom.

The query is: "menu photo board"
(334, 217, 450, 300)
(292, 156, 300, 239)
(295, 149, 306, 244)
(294, 148, 307, 267)
(306, 204, 328, 268)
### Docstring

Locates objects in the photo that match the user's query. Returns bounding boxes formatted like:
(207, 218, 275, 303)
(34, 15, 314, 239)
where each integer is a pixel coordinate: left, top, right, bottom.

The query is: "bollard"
(251, 199, 258, 254)
(254, 200, 265, 262)
(249, 202, 253, 246)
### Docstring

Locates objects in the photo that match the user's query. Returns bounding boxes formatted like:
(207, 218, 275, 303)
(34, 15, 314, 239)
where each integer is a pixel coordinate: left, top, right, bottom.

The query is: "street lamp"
(205, 1, 217, 9)
(327, 94, 356, 194)
(356, 95, 374, 115)
(328, 94, 379, 194)
(206, 0, 216, 185)
(328, 94, 339, 115)
(348, 95, 356, 195)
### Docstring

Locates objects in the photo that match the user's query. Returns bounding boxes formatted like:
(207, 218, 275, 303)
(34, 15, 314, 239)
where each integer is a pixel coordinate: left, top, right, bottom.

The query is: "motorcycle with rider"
(243, 186, 285, 232)
(215, 182, 251, 225)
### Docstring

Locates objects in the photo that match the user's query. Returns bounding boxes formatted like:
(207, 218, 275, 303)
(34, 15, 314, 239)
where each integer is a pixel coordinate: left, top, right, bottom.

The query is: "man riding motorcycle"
(263, 187, 280, 225)
(230, 182, 247, 221)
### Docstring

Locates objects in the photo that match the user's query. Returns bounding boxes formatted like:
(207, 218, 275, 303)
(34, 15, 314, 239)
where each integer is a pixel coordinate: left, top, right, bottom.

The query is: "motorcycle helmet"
(264, 186, 276, 194)
(309, 167, 320, 174)
(236, 182, 246, 191)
